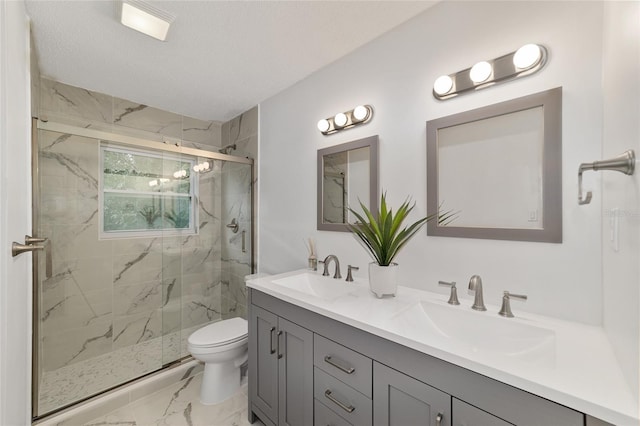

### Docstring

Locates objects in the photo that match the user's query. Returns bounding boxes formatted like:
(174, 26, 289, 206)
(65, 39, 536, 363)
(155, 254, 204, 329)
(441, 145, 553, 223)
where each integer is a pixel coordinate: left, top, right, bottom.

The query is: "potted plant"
(348, 192, 454, 298)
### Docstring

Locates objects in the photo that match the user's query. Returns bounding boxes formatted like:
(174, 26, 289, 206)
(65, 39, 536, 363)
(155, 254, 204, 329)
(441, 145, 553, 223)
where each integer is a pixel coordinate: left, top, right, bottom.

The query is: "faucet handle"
(438, 281, 460, 305)
(498, 291, 528, 318)
(346, 265, 359, 282)
(318, 260, 329, 276)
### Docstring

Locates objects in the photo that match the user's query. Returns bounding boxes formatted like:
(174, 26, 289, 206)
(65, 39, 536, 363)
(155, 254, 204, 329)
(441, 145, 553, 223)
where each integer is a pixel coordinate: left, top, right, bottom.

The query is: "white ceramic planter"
(368, 262, 398, 298)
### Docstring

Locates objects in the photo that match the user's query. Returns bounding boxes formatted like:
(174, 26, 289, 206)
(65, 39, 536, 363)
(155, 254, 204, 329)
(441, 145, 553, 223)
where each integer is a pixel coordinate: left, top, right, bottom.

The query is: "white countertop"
(247, 269, 639, 426)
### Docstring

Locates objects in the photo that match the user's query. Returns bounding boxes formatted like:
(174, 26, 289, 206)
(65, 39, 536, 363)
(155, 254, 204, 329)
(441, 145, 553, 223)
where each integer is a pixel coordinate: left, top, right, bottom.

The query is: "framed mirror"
(317, 135, 379, 232)
(427, 87, 562, 243)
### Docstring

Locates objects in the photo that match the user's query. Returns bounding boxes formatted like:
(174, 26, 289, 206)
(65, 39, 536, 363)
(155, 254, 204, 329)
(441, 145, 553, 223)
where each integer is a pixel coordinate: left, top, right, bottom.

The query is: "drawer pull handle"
(324, 355, 355, 374)
(269, 327, 276, 354)
(324, 389, 355, 413)
(436, 412, 443, 426)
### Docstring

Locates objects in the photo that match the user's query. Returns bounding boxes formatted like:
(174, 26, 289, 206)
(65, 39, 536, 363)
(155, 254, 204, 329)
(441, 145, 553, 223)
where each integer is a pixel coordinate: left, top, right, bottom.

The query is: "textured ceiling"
(25, 1, 436, 121)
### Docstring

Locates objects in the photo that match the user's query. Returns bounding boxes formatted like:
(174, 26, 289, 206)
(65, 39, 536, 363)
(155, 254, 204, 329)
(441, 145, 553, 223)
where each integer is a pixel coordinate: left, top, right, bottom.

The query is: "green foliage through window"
(101, 146, 196, 235)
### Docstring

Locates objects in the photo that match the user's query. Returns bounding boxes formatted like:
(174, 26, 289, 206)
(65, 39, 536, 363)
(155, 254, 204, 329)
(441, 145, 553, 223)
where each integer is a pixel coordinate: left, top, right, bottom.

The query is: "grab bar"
(578, 150, 635, 205)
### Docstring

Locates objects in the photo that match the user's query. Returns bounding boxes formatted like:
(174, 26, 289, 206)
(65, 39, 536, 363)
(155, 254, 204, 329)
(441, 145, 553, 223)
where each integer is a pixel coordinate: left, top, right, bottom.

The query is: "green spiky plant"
(139, 205, 161, 228)
(348, 192, 455, 266)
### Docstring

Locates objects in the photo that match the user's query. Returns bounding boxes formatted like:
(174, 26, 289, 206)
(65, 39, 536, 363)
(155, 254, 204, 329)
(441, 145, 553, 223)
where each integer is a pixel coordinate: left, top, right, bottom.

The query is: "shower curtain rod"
(36, 119, 254, 166)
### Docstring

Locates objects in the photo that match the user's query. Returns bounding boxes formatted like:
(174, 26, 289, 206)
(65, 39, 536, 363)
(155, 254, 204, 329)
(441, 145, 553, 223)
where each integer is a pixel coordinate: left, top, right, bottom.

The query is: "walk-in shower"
(31, 120, 254, 419)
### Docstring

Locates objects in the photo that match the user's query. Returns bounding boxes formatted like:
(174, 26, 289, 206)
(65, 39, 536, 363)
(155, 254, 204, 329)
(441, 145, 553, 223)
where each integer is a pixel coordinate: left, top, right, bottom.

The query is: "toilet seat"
(188, 317, 248, 349)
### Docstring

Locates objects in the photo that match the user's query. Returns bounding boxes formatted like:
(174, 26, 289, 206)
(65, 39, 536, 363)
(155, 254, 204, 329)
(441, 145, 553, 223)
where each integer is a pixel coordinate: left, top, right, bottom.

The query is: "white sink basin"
(271, 272, 354, 301)
(388, 301, 556, 365)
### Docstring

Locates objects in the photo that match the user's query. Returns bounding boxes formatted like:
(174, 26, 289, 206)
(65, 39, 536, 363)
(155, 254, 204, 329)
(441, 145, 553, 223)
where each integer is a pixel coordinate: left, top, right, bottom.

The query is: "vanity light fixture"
(318, 105, 374, 135)
(432, 43, 548, 100)
(469, 61, 492, 83)
(334, 113, 348, 128)
(120, 0, 175, 41)
(513, 44, 542, 69)
(433, 75, 454, 96)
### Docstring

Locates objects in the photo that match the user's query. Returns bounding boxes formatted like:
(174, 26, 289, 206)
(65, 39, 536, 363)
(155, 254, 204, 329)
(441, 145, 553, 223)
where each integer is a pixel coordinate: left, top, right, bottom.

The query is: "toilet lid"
(188, 317, 248, 347)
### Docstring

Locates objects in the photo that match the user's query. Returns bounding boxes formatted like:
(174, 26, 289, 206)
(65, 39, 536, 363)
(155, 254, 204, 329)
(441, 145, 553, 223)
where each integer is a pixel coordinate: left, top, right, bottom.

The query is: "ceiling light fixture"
(120, 0, 175, 41)
(318, 105, 374, 135)
(432, 43, 548, 100)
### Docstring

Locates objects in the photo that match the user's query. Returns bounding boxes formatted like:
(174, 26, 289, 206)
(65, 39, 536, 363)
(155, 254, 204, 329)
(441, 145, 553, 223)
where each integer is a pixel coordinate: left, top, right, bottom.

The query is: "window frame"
(99, 143, 199, 239)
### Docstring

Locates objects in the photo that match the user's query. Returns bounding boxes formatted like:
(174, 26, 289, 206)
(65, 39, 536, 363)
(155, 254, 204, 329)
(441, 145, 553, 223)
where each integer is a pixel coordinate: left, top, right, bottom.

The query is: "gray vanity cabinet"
(374, 362, 451, 426)
(249, 305, 314, 426)
(248, 289, 586, 426)
(452, 399, 511, 426)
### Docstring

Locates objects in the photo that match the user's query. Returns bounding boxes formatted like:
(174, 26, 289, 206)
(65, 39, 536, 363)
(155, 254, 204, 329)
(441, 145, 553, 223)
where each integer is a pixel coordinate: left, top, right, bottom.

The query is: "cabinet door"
(250, 305, 279, 425)
(277, 317, 314, 426)
(374, 362, 451, 426)
(452, 399, 512, 426)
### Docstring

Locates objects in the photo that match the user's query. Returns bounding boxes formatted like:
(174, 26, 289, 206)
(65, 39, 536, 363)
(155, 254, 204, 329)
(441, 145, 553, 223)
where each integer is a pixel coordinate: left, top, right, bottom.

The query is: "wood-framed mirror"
(317, 135, 379, 232)
(427, 87, 562, 243)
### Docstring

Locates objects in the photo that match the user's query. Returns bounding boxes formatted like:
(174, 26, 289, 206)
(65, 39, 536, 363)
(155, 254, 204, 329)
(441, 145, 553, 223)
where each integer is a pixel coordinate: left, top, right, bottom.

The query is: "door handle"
(436, 412, 443, 426)
(12, 234, 47, 257)
(25, 236, 47, 244)
(277, 330, 283, 359)
(12, 235, 52, 279)
(12, 242, 45, 256)
(269, 327, 276, 354)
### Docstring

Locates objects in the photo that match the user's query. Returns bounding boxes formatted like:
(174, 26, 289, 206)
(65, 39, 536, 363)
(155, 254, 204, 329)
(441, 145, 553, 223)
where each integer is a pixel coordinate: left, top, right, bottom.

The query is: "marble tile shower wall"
(39, 78, 222, 149)
(221, 107, 258, 320)
(35, 79, 227, 411)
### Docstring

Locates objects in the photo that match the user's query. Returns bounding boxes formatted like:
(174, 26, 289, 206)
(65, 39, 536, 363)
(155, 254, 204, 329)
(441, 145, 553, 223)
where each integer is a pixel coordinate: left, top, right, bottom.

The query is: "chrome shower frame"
(30, 118, 255, 421)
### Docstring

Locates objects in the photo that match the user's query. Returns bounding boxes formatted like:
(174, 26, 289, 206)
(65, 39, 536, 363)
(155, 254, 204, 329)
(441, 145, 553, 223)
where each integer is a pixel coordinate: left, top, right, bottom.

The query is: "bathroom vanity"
(247, 271, 636, 426)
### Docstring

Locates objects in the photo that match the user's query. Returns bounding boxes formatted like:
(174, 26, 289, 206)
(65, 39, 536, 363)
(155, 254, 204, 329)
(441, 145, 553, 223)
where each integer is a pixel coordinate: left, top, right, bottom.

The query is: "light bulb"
(470, 61, 492, 83)
(193, 165, 200, 172)
(433, 75, 453, 95)
(203, 161, 210, 170)
(353, 105, 369, 121)
(317, 119, 330, 132)
(149, 179, 158, 187)
(513, 44, 542, 69)
(334, 113, 348, 127)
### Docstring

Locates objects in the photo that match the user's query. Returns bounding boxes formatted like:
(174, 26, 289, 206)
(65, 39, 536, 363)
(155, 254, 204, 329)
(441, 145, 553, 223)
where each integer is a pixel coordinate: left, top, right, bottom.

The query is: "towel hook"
(578, 150, 635, 205)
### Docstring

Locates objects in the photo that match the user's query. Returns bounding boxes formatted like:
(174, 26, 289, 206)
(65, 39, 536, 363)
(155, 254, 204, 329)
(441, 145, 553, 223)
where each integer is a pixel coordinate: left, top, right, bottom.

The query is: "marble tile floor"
(80, 373, 259, 426)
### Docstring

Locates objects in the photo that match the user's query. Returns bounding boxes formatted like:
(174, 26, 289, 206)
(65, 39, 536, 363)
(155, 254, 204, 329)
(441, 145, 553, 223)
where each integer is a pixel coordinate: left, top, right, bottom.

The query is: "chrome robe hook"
(578, 150, 636, 205)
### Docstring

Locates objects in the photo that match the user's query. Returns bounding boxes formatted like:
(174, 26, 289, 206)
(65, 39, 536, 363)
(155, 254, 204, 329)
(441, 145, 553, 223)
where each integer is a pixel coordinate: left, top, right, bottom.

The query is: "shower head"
(218, 143, 237, 155)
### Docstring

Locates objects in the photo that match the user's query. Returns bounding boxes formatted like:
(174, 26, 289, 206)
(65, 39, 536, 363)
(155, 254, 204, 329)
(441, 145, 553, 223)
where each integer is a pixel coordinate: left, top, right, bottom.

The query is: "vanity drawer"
(452, 398, 511, 426)
(315, 399, 354, 426)
(314, 334, 372, 397)
(314, 367, 372, 426)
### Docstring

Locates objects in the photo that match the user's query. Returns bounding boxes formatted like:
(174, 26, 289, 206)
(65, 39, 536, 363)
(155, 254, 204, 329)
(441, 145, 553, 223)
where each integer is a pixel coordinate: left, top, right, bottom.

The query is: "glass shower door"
(219, 160, 253, 321)
(34, 126, 253, 418)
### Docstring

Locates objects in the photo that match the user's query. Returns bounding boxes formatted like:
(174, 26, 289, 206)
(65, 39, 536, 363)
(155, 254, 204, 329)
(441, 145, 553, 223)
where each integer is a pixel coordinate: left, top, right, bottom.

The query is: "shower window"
(100, 145, 197, 237)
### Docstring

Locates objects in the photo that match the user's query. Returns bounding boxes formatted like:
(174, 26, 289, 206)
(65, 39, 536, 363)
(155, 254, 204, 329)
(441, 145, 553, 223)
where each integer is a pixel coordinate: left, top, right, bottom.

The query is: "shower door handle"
(12, 235, 52, 278)
(12, 242, 45, 256)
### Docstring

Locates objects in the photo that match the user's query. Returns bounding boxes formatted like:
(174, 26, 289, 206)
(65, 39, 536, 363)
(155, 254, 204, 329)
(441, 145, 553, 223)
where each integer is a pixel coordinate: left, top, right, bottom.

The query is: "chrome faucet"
(468, 275, 486, 311)
(320, 255, 342, 279)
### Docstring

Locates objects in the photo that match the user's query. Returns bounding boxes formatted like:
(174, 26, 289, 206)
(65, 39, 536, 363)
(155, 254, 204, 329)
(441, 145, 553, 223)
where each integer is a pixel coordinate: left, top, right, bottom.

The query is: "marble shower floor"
(81, 373, 258, 426)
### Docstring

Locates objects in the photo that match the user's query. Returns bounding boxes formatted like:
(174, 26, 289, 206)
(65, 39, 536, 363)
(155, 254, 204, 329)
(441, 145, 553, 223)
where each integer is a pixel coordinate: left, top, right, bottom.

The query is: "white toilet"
(187, 317, 248, 405)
